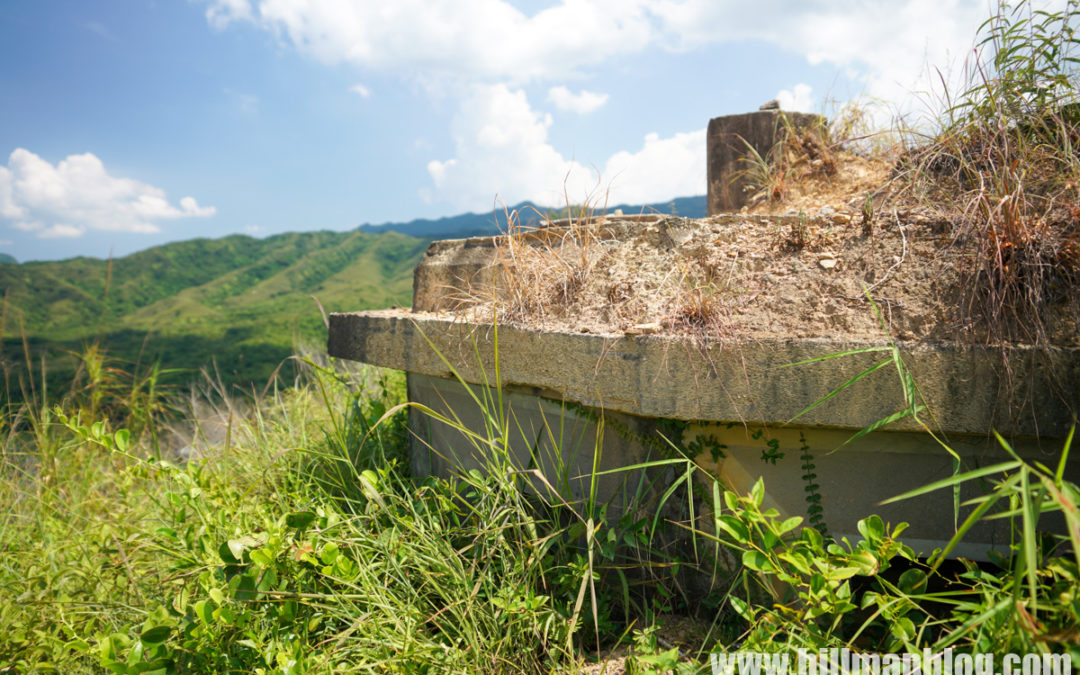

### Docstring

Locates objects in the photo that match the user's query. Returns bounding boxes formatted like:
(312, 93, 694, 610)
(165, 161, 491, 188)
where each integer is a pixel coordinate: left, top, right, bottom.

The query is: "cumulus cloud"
(202, 0, 656, 82)
(547, 86, 609, 114)
(200, 1, 1005, 213)
(350, 83, 372, 98)
(651, 0, 989, 110)
(425, 84, 587, 209)
(0, 149, 215, 238)
(205, 0, 253, 29)
(38, 224, 85, 239)
(602, 130, 704, 202)
(425, 85, 702, 211)
(203, 0, 994, 108)
(776, 83, 815, 113)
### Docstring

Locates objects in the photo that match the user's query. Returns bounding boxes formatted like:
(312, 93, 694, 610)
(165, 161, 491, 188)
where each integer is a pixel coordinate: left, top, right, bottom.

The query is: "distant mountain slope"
(1, 195, 704, 391)
(1, 230, 423, 337)
(0, 229, 427, 392)
(359, 195, 706, 239)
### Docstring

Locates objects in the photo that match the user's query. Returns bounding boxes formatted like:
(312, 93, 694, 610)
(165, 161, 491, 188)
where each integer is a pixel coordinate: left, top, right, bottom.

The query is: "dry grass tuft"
(773, 213, 837, 252)
(888, 0, 1080, 345)
(740, 1, 1080, 346)
(485, 196, 610, 325)
(739, 113, 839, 206)
(665, 286, 733, 336)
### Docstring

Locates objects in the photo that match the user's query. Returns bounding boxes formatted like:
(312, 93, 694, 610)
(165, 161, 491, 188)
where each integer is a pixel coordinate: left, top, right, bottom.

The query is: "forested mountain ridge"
(2, 230, 423, 336)
(0, 229, 427, 391)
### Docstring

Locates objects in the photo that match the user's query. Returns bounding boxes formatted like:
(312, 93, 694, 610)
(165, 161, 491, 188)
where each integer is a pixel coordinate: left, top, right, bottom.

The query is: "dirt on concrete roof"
(444, 152, 1079, 347)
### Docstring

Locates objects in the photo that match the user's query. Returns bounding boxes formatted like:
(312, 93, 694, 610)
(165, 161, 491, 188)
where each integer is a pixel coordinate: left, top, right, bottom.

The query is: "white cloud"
(776, 83, 815, 113)
(426, 84, 588, 209)
(202, 0, 656, 82)
(206, 0, 253, 29)
(224, 88, 259, 114)
(425, 84, 702, 211)
(199, 1, 1019, 215)
(602, 129, 704, 202)
(179, 196, 215, 217)
(651, 0, 992, 113)
(350, 83, 372, 98)
(12, 221, 86, 239)
(0, 149, 216, 239)
(40, 224, 86, 239)
(547, 86, 609, 114)
(203, 0, 998, 109)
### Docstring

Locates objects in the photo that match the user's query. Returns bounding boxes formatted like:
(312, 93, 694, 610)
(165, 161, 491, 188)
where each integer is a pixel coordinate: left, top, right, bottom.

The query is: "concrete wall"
(685, 423, 1065, 560)
(407, 372, 678, 515)
(329, 310, 1080, 439)
(401, 372, 1076, 561)
(405, 372, 718, 579)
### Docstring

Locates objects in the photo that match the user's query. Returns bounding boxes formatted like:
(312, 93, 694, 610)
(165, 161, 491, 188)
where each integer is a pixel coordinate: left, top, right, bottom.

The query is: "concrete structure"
(328, 109, 1080, 563)
(328, 304, 1080, 560)
(706, 110, 823, 214)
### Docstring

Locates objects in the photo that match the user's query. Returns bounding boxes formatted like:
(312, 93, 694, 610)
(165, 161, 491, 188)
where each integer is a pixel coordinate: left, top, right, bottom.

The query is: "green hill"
(0, 229, 427, 393)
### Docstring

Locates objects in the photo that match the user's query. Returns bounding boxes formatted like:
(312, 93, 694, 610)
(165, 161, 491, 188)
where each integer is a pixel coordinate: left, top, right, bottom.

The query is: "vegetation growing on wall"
(741, 0, 1080, 347)
(896, 0, 1080, 346)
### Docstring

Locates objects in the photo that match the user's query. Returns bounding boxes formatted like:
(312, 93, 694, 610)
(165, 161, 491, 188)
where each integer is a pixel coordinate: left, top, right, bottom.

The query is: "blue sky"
(0, 0, 1001, 262)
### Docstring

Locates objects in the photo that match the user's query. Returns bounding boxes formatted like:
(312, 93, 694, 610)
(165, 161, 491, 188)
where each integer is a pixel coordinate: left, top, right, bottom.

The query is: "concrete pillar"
(706, 110, 823, 215)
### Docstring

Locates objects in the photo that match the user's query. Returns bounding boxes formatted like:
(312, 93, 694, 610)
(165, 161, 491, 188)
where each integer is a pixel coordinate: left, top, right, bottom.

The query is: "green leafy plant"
(694, 433, 1080, 660)
(883, 428, 1080, 656)
(700, 479, 920, 652)
(626, 624, 685, 675)
(797, 432, 829, 536)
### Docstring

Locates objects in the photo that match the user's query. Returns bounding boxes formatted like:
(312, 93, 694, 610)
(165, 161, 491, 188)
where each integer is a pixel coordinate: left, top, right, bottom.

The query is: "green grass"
(2, 334, 1077, 673)
(0, 344, 706, 673)
(0, 350, 571, 673)
(3, 3, 1079, 667)
(888, 0, 1080, 345)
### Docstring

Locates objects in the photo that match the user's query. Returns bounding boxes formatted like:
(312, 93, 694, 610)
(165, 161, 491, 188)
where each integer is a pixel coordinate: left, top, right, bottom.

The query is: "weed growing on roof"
(484, 191, 612, 325)
(731, 1, 1080, 346)
(737, 111, 838, 207)
(893, 0, 1080, 344)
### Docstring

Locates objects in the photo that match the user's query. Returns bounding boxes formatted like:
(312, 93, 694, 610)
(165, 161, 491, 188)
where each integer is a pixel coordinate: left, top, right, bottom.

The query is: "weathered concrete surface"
(707, 110, 823, 214)
(329, 104, 1080, 563)
(413, 237, 498, 313)
(687, 424, 1036, 560)
(407, 372, 670, 509)
(328, 309, 1080, 559)
(412, 213, 668, 313)
(328, 309, 1080, 439)
(406, 372, 727, 579)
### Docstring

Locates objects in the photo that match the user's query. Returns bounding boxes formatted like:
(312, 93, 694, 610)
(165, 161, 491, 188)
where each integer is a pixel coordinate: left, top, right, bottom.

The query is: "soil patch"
(451, 154, 1078, 346)
(575, 613, 716, 675)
